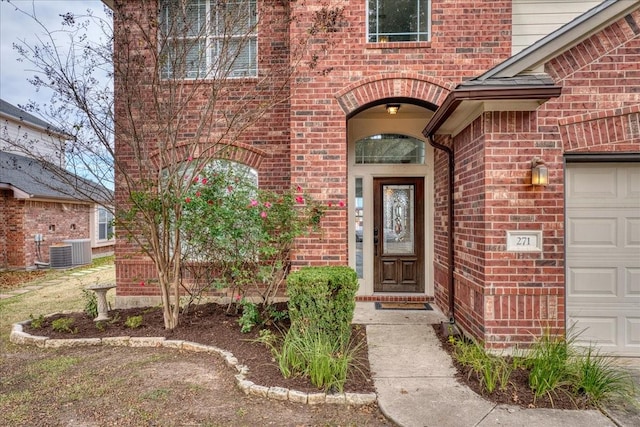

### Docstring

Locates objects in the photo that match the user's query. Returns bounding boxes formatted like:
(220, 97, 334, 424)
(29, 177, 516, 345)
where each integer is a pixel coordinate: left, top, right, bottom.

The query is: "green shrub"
(570, 345, 635, 405)
(451, 337, 512, 394)
(180, 166, 326, 309)
(124, 315, 143, 329)
(237, 299, 260, 333)
(29, 314, 45, 329)
(526, 332, 572, 402)
(450, 328, 636, 407)
(265, 305, 288, 324)
(286, 266, 358, 346)
(82, 289, 98, 319)
(51, 317, 77, 334)
(276, 329, 361, 392)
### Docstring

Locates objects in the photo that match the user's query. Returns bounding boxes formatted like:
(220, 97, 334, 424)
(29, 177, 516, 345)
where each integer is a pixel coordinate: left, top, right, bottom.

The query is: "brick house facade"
(109, 1, 639, 355)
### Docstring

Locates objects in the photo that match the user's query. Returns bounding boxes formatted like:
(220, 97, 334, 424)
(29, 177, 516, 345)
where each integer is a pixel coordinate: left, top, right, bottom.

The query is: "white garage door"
(566, 162, 640, 356)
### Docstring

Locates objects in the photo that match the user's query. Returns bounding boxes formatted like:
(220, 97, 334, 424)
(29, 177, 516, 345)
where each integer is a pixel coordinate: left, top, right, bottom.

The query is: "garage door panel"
(568, 264, 639, 303)
(568, 308, 640, 354)
(627, 318, 640, 348)
(567, 217, 617, 247)
(566, 166, 618, 203)
(627, 217, 640, 246)
(626, 267, 640, 296)
(568, 315, 618, 347)
(627, 166, 640, 199)
(566, 162, 640, 356)
(567, 267, 616, 297)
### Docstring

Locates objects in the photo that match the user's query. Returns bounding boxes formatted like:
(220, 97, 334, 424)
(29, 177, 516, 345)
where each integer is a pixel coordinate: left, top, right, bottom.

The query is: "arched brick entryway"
(335, 73, 453, 116)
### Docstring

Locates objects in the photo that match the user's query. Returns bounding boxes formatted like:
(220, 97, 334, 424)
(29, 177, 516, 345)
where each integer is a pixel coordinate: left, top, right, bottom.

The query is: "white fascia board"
(481, 0, 640, 79)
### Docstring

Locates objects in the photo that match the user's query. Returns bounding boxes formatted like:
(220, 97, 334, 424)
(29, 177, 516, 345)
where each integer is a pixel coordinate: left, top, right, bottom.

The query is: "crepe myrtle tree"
(5, 0, 345, 329)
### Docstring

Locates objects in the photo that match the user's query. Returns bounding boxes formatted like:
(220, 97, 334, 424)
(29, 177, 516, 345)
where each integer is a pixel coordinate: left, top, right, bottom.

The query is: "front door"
(373, 177, 424, 293)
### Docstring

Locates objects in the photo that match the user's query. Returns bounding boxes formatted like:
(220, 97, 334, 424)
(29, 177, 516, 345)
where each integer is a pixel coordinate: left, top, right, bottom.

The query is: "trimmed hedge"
(286, 266, 358, 345)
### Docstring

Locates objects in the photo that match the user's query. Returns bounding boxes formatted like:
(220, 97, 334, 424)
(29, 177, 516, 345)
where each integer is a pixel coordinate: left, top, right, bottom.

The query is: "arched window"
(355, 134, 425, 164)
(202, 159, 258, 185)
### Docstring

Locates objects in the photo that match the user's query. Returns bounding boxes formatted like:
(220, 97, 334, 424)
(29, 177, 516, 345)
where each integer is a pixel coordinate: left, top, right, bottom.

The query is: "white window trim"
(96, 205, 114, 243)
(160, 0, 258, 80)
(366, 0, 431, 43)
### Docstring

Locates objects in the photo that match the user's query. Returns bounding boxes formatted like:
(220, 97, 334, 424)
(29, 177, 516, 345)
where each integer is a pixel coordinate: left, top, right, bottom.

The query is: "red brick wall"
(25, 201, 91, 267)
(444, 8, 639, 348)
(290, 0, 513, 267)
(449, 117, 488, 341)
(0, 195, 91, 268)
(444, 111, 566, 347)
(112, 0, 293, 296)
(432, 136, 452, 316)
(481, 111, 565, 348)
(0, 191, 25, 267)
(113, 0, 517, 299)
(546, 9, 640, 153)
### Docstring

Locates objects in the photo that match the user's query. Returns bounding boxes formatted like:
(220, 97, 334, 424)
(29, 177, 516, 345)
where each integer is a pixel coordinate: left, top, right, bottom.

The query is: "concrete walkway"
(353, 302, 640, 427)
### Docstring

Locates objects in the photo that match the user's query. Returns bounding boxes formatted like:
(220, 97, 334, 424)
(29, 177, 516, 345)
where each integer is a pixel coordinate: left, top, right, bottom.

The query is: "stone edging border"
(10, 314, 377, 406)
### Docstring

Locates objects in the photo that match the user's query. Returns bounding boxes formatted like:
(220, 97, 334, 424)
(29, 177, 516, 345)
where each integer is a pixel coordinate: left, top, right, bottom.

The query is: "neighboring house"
(108, 1, 639, 356)
(0, 100, 114, 269)
(0, 99, 66, 168)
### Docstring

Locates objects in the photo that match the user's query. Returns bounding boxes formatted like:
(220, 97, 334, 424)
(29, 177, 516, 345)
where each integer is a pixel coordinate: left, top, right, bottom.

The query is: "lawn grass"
(0, 257, 115, 345)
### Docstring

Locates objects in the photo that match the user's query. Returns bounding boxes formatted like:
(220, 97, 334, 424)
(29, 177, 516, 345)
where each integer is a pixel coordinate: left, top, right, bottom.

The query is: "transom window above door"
(367, 0, 430, 42)
(355, 134, 425, 164)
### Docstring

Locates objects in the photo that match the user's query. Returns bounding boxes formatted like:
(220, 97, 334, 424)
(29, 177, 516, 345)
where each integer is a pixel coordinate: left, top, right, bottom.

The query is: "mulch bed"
(24, 302, 375, 394)
(24, 302, 593, 409)
(432, 324, 593, 410)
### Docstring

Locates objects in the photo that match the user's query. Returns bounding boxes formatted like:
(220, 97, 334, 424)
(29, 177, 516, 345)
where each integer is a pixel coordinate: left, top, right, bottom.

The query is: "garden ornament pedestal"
(86, 283, 116, 321)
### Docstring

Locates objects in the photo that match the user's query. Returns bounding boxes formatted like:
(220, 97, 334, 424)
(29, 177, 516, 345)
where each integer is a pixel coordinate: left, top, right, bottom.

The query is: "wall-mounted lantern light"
(386, 104, 400, 115)
(531, 157, 549, 186)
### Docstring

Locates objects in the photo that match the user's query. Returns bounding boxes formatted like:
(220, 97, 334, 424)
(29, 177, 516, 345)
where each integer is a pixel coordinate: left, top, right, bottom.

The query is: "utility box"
(49, 244, 73, 269)
(63, 239, 92, 265)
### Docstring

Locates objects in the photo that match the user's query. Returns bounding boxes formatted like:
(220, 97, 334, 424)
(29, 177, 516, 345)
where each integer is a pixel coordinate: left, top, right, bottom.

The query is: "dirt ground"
(1, 345, 390, 427)
(3, 307, 390, 426)
(24, 302, 376, 394)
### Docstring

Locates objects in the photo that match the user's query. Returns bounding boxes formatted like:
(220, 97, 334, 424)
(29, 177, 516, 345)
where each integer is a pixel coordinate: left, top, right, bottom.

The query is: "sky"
(0, 0, 110, 111)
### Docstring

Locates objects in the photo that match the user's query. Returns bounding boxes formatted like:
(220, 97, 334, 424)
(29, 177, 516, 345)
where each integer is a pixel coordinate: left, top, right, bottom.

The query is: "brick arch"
(205, 142, 266, 171)
(335, 73, 455, 115)
(149, 142, 267, 172)
(559, 104, 640, 153)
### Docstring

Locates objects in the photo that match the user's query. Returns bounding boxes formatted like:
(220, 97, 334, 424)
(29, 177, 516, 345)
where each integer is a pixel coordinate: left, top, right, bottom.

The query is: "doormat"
(375, 302, 433, 311)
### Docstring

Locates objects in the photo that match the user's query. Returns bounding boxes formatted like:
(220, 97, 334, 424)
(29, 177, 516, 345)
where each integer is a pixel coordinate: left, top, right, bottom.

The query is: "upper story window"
(367, 0, 429, 42)
(355, 134, 425, 164)
(159, 0, 257, 79)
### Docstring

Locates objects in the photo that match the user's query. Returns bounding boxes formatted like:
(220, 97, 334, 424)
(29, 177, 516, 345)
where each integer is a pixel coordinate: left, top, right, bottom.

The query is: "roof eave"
(423, 85, 562, 137)
(478, 0, 638, 80)
(0, 183, 32, 199)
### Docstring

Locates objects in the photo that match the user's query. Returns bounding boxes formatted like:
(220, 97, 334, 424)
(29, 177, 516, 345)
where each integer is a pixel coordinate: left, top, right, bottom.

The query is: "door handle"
(374, 228, 379, 256)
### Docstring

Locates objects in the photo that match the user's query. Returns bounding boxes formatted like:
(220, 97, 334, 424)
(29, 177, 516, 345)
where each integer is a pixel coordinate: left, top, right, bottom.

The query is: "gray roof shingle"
(0, 151, 111, 203)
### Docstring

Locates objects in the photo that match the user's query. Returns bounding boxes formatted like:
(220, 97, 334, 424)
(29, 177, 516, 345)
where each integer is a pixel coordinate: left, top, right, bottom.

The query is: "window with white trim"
(98, 207, 114, 241)
(367, 0, 430, 42)
(159, 0, 258, 79)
